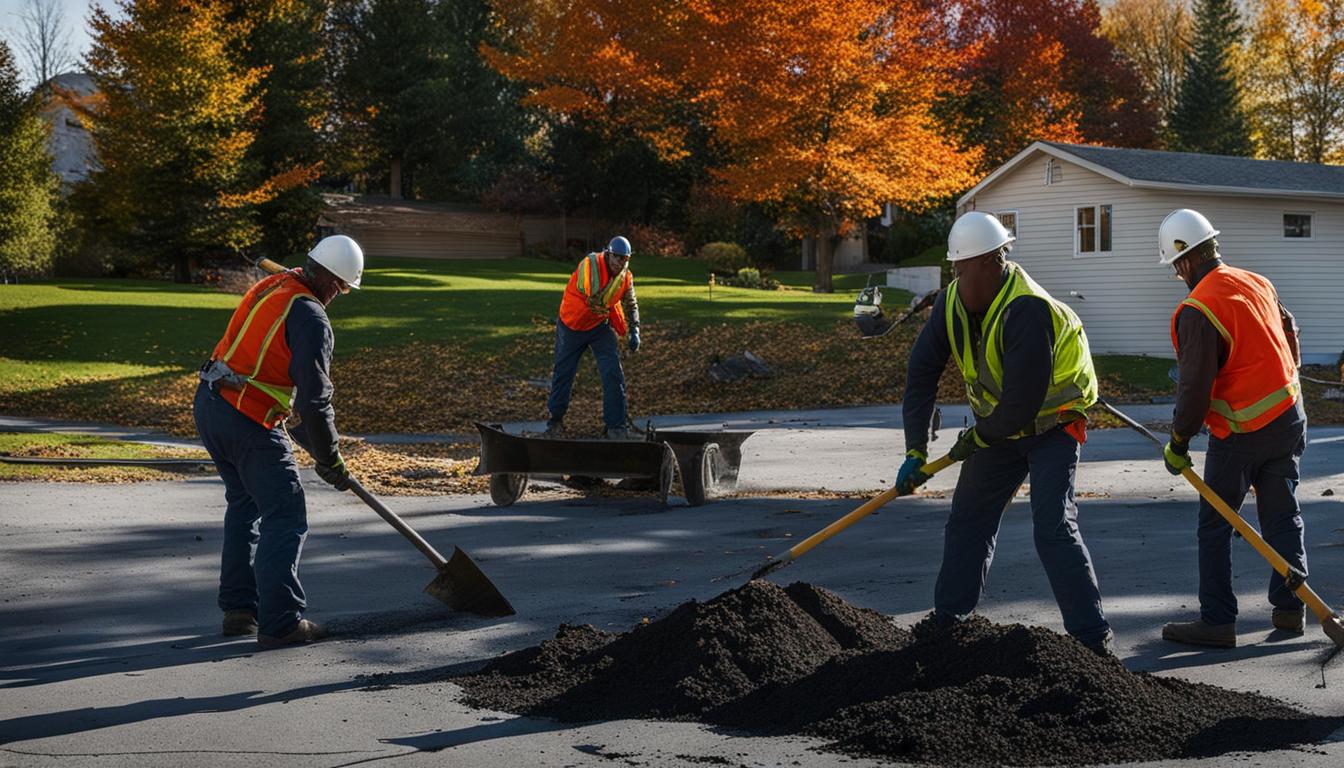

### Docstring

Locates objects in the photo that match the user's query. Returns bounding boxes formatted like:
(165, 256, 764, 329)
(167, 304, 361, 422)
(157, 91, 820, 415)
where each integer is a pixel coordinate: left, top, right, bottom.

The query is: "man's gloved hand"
(1163, 436, 1191, 476)
(896, 448, 929, 494)
(949, 427, 986, 463)
(316, 453, 351, 491)
(629, 326, 641, 353)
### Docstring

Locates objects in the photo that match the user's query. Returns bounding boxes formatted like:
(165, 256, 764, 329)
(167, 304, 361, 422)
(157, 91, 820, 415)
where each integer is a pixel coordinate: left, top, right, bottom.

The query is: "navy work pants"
(193, 382, 308, 638)
(546, 320, 627, 431)
(1197, 400, 1308, 626)
(934, 426, 1111, 644)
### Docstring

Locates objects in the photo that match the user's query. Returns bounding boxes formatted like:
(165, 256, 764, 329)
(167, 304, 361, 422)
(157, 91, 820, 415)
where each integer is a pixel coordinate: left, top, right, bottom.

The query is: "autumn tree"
(489, 0, 979, 292)
(1101, 0, 1192, 142)
(1245, 0, 1344, 162)
(941, 0, 1157, 172)
(81, 0, 315, 281)
(227, 0, 328, 262)
(1169, 0, 1253, 155)
(0, 39, 59, 278)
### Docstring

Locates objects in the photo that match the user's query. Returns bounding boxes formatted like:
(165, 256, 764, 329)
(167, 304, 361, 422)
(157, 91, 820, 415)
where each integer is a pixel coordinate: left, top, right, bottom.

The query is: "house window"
(996, 211, 1018, 238)
(1075, 204, 1112, 255)
(1044, 159, 1061, 185)
(1283, 212, 1313, 238)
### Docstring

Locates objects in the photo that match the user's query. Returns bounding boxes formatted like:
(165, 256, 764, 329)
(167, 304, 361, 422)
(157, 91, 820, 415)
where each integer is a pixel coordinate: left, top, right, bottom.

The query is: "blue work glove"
(1163, 437, 1191, 476)
(315, 452, 351, 491)
(949, 427, 986, 463)
(896, 448, 929, 494)
(629, 327, 641, 353)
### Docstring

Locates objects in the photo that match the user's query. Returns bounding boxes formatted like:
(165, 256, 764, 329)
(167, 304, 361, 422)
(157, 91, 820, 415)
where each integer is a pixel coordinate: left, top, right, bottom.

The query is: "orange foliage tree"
(488, 0, 979, 292)
(81, 1, 318, 281)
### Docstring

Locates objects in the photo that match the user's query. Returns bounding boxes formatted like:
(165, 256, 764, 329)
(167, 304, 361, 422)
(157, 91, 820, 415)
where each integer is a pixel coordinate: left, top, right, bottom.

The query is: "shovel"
(348, 478, 515, 617)
(1099, 400, 1344, 648)
(750, 453, 956, 581)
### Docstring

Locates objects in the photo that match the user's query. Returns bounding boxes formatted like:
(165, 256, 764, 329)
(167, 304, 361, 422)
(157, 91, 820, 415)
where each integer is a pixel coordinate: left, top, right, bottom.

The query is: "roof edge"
(956, 142, 1140, 207)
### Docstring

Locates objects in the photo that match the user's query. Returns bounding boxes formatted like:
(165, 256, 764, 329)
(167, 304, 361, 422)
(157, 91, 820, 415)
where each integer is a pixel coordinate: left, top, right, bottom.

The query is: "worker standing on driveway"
(193, 235, 364, 649)
(1156, 209, 1307, 648)
(896, 212, 1113, 654)
(544, 236, 641, 440)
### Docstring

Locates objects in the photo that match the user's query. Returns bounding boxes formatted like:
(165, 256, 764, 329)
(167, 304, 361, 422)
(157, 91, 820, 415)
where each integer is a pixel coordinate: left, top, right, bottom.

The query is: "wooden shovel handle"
(348, 477, 449, 569)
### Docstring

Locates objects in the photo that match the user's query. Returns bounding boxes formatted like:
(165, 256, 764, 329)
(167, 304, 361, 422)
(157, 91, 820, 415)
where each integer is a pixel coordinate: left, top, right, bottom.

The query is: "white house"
(957, 141, 1344, 365)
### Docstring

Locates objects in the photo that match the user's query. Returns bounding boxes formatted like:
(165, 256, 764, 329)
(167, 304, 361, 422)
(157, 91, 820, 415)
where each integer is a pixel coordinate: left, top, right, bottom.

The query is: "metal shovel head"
(1322, 613, 1344, 649)
(424, 546, 516, 617)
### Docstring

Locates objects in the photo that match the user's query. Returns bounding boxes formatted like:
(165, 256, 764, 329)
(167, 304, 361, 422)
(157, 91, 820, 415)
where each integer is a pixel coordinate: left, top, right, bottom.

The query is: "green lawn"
(0, 255, 900, 398)
(0, 431, 208, 480)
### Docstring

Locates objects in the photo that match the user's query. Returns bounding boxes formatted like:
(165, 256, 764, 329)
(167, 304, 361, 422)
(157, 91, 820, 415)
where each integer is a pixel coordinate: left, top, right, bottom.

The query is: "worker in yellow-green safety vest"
(895, 211, 1113, 656)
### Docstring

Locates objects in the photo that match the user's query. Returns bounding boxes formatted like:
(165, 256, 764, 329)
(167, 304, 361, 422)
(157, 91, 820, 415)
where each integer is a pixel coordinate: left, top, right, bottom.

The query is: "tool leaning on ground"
(253, 255, 515, 618)
(750, 452, 956, 581)
(1099, 399, 1344, 649)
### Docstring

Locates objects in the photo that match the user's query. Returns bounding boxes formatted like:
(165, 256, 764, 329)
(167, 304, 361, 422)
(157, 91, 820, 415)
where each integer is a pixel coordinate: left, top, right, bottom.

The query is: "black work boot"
(1272, 607, 1306, 634)
(257, 619, 327, 650)
(542, 420, 564, 438)
(222, 610, 258, 636)
(1162, 617, 1236, 648)
(1080, 628, 1116, 658)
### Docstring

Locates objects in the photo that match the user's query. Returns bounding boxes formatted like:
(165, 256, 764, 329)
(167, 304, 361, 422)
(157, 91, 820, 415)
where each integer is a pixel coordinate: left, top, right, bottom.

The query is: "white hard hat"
(1158, 209, 1218, 265)
(308, 235, 364, 289)
(947, 212, 1015, 262)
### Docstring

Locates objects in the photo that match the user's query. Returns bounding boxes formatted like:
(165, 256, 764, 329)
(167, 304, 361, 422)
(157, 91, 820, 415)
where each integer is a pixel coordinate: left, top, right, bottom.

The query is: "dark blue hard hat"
(606, 236, 632, 258)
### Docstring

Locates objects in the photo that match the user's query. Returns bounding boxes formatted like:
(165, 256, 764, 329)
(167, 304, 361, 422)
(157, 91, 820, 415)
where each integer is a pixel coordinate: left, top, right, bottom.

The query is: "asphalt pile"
(458, 581, 1342, 766)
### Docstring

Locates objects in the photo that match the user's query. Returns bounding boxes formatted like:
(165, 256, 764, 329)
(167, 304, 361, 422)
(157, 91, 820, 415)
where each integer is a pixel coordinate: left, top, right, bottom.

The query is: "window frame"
(1282, 211, 1314, 240)
(1073, 203, 1114, 258)
(995, 210, 1019, 239)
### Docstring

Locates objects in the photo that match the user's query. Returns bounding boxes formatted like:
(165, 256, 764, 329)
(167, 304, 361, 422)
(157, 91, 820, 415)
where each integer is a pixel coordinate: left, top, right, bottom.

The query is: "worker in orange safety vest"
(544, 236, 641, 439)
(1156, 209, 1308, 648)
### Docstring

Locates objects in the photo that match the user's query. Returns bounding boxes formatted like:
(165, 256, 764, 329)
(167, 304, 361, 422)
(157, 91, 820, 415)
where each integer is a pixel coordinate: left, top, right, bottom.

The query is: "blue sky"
(0, 0, 99, 86)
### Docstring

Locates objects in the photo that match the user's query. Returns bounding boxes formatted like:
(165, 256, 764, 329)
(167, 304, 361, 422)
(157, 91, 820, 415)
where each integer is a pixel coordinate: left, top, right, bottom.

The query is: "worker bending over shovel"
(545, 236, 642, 440)
(1157, 209, 1309, 648)
(897, 212, 1113, 655)
(194, 235, 364, 649)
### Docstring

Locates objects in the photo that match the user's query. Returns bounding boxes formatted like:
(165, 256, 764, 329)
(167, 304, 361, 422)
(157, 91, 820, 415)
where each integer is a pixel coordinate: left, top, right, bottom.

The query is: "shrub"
(722, 266, 779, 290)
(625, 223, 686, 259)
(700, 241, 751, 274)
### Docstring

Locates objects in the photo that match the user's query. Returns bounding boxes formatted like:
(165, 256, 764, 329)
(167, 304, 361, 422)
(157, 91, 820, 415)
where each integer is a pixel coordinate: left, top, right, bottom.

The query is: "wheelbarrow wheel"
(682, 442, 723, 507)
(490, 472, 529, 507)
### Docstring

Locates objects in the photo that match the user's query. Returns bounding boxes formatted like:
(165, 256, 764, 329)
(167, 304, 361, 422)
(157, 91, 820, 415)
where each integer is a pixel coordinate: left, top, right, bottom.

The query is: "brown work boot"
(1162, 618, 1236, 648)
(257, 619, 327, 650)
(1272, 607, 1306, 634)
(221, 610, 258, 636)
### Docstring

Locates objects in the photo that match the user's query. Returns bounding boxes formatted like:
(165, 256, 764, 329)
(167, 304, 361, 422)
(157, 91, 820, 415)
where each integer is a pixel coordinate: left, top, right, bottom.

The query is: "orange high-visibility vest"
(1170, 264, 1298, 439)
(558, 252, 631, 335)
(210, 270, 319, 428)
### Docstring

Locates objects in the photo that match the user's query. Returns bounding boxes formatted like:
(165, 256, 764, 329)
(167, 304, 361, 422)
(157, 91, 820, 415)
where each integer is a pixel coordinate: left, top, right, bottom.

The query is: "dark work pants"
(934, 426, 1111, 644)
(193, 382, 308, 637)
(546, 320, 627, 431)
(1197, 400, 1308, 626)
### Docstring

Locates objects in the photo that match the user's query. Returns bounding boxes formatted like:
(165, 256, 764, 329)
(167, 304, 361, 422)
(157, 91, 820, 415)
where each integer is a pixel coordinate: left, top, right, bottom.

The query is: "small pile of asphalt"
(458, 581, 1342, 766)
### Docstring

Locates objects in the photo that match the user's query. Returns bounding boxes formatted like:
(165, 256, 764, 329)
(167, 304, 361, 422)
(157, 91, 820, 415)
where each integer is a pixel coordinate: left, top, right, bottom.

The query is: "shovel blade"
(424, 546, 516, 617)
(1322, 613, 1344, 650)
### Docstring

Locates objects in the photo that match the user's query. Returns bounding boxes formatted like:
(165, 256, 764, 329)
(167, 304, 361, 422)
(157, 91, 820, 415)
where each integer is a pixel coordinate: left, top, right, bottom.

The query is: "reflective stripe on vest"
(1169, 265, 1298, 438)
(945, 263, 1098, 438)
(210, 271, 316, 428)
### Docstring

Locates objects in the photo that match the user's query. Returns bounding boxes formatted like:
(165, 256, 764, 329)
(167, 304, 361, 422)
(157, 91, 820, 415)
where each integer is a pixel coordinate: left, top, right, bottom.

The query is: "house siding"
(964, 150, 1343, 364)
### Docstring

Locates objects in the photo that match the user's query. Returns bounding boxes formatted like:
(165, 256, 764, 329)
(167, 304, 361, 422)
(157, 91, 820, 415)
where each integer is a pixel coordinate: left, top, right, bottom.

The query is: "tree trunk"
(813, 227, 837, 293)
(174, 253, 191, 283)
(389, 157, 403, 199)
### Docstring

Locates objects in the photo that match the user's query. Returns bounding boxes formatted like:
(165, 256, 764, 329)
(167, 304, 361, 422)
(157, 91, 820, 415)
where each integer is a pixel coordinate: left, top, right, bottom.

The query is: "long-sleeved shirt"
(285, 297, 340, 467)
(1172, 258, 1299, 441)
(903, 268, 1055, 453)
(622, 280, 640, 331)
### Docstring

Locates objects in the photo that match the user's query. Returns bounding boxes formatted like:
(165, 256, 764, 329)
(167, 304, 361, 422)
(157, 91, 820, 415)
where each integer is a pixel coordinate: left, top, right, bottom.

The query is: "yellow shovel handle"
(1180, 466, 1334, 622)
(783, 454, 955, 563)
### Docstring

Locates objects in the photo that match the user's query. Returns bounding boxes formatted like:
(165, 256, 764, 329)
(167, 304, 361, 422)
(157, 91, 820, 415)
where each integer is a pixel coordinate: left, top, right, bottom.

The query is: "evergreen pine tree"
(0, 40, 59, 279)
(1169, 0, 1253, 155)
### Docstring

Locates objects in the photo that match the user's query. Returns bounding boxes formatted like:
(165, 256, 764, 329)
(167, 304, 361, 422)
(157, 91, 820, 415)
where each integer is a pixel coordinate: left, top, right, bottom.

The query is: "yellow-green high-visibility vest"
(945, 262, 1098, 438)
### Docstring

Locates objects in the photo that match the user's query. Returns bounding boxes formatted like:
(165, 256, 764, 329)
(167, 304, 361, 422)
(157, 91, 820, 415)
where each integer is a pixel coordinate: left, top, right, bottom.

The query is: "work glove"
(315, 453, 351, 491)
(896, 448, 929, 494)
(949, 427, 986, 463)
(629, 326, 641, 353)
(1163, 437, 1191, 476)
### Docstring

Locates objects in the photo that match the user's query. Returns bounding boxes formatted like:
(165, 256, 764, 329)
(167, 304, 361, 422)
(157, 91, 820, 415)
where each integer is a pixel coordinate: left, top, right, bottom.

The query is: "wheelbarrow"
(473, 422, 754, 507)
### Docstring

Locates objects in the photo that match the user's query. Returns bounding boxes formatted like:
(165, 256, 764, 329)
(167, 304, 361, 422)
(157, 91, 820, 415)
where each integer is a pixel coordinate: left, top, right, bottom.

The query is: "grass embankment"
(3, 255, 1336, 439)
